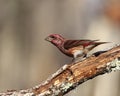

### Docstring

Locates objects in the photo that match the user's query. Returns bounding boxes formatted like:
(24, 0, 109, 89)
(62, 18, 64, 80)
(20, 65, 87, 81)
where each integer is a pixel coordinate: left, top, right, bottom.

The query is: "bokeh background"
(0, 0, 120, 96)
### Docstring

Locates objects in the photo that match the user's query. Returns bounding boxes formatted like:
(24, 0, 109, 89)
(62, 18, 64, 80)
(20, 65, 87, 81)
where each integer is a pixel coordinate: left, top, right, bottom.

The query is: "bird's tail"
(88, 41, 110, 51)
(95, 42, 110, 46)
(85, 41, 110, 51)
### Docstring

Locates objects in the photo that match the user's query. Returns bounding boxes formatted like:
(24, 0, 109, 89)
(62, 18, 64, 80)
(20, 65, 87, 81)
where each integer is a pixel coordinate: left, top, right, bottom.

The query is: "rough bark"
(0, 46, 120, 96)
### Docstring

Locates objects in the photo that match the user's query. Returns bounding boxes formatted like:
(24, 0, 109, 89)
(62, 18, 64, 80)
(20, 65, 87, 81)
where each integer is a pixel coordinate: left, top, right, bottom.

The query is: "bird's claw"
(72, 57, 86, 64)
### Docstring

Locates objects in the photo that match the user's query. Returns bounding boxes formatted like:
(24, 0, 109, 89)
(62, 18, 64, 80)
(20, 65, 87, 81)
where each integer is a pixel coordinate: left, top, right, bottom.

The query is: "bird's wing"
(64, 39, 98, 49)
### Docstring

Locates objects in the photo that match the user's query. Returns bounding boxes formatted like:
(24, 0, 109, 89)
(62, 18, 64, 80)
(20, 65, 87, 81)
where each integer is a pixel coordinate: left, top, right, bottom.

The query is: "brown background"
(0, 0, 120, 96)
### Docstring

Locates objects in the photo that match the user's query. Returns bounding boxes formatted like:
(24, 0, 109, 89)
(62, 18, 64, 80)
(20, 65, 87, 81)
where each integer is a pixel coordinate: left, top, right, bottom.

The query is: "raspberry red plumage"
(45, 34, 108, 62)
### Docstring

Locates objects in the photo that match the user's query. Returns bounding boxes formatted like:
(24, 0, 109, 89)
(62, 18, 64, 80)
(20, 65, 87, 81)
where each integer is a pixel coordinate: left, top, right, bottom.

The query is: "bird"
(45, 34, 108, 62)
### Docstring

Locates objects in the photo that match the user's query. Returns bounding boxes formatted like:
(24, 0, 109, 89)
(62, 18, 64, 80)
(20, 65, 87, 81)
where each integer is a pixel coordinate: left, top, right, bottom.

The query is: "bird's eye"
(51, 36, 55, 39)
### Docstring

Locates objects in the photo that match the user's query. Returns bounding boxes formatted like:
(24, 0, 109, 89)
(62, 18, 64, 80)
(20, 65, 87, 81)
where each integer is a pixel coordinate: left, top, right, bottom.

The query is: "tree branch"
(0, 46, 120, 96)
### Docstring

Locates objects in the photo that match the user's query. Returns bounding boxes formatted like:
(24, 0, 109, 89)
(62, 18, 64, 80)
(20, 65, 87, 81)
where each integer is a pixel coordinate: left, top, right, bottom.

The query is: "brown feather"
(64, 39, 100, 50)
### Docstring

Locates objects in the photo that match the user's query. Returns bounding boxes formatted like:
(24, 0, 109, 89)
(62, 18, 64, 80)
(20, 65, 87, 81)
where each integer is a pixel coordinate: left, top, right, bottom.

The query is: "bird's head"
(45, 34, 65, 47)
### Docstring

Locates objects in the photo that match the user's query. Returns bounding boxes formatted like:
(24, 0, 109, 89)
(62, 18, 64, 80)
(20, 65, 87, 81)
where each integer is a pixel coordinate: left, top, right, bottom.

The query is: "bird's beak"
(45, 37, 52, 42)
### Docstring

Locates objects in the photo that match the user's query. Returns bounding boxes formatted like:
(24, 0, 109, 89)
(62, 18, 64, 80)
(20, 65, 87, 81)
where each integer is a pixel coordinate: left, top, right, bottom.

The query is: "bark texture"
(0, 46, 120, 96)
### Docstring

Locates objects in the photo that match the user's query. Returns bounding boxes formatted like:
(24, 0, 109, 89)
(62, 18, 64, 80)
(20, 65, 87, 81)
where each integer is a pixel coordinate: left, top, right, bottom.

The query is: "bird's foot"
(72, 57, 86, 64)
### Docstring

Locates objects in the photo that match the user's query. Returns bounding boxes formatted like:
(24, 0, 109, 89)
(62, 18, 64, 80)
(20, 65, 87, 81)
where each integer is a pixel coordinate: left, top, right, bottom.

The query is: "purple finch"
(45, 34, 108, 62)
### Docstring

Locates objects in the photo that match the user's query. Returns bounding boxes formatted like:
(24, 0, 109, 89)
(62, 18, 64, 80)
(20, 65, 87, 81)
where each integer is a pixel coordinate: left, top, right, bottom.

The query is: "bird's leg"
(72, 57, 81, 64)
(72, 57, 82, 63)
(83, 54, 87, 58)
(72, 58, 76, 63)
(75, 57, 84, 63)
(72, 53, 87, 63)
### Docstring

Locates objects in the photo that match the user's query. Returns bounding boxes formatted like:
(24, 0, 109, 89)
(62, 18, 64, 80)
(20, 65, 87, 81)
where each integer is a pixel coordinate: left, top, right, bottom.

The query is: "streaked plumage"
(45, 34, 108, 62)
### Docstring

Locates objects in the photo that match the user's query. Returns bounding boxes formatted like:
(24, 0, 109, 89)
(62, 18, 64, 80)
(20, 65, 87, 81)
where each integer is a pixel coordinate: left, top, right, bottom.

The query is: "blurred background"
(0, 0, 120, 96)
